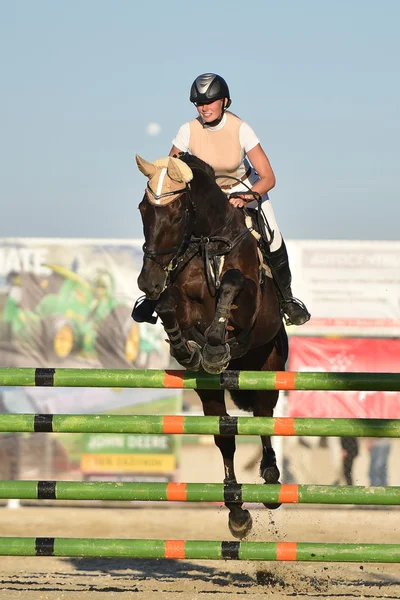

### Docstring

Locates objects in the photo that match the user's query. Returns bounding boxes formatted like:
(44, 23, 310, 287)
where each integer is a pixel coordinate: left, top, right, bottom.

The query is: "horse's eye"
(173, 216, 183, 225)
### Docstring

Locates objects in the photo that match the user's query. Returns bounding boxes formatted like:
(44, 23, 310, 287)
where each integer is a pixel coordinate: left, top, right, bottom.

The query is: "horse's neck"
(192, 183, 236, 236)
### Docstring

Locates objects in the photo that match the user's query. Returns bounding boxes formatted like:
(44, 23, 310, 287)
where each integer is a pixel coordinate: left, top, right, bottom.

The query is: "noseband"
(142, 183, 195, 272)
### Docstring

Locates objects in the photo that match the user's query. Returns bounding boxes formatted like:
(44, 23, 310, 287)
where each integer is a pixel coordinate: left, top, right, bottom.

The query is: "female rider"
(133, 73, 310, 327)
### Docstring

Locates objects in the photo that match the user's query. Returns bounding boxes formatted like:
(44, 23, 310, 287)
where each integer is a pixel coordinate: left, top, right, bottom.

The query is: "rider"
(133, 73, 310, 327)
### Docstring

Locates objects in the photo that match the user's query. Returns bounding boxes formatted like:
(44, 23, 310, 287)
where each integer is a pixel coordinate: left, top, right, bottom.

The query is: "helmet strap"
(203, 112, 224, 128)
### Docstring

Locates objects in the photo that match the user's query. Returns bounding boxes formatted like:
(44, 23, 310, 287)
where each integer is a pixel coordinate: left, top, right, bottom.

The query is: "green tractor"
(2, 266, 140, 367)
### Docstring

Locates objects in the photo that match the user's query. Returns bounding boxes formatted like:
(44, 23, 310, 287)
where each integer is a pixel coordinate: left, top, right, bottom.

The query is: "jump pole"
(2, 367, 400, 391)
(0, 481, 398, 505)
(0, 537, 399, 563)
(0, 414, 398, 437)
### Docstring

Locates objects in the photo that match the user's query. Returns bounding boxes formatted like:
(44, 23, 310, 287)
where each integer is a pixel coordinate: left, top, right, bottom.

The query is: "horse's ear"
(136, 154, 157, 178)
(167, 158, 193, 183)
(167, 158, 184, 182)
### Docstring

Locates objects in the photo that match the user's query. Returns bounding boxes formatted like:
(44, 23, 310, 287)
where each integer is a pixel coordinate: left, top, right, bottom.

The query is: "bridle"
(145, 183, 187, 203)
(142, 182, 195, 272)
(141, 170, 270, 295)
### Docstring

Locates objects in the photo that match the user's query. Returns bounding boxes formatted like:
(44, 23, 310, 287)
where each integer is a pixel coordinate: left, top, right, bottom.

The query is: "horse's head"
(136, 154, 194, 299)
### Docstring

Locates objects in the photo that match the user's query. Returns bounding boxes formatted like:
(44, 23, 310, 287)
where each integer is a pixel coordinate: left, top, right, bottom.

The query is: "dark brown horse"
(136, 153, 288, 538)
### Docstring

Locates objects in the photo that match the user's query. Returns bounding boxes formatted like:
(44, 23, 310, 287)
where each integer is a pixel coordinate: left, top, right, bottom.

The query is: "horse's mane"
(177, 153, 232, 225)
(178, 153, 216, 182)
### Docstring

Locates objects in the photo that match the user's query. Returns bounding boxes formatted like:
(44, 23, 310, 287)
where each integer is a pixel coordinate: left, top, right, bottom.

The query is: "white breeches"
(257, 199, 282, 252)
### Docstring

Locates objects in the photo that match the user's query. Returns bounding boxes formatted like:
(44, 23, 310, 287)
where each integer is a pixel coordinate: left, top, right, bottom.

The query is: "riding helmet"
(190, 73, 231, 107)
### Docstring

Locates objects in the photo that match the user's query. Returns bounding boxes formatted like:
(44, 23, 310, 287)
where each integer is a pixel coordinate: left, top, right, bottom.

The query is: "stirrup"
(281, 297, 310, 327)
(131, 296, 158, 325)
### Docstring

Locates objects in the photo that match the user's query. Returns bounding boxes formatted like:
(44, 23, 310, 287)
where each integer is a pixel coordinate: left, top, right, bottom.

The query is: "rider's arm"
(169, 145, 182, 157)
(247, 144, 276, 196)
(230, 123, 276, 208)
(169, 123, 190, 157)
(229, 145, 276, 208)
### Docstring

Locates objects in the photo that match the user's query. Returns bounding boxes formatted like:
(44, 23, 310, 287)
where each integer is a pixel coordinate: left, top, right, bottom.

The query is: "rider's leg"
(260, 200, 311, 326)
(131, 296, 158, 324)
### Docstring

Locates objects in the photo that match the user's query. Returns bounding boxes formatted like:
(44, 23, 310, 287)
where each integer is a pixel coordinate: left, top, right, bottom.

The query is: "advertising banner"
(286, 240, 400, 337)
(81, 433, 178, 481)
(288, 336, 400, 418)
(0, 238, 182, 481)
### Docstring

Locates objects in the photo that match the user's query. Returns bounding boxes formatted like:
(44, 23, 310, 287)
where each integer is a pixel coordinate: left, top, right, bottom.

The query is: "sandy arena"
(0, 441, 399, 600)
(0, 504, 399, 599)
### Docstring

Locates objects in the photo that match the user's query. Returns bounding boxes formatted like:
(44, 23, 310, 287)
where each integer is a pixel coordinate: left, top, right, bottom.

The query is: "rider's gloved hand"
(228, 191, 261, 208)
(228, 193, 250, 208)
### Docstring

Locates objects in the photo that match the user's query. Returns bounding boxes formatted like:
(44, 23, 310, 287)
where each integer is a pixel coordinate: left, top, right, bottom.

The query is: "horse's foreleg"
(253, 390, 282, 509)
(253, 391, 281, 479)
(203, 269, 247, 374)
(254, 330, 288, 509)
(197, 389, 253, 539)
(155, 288, 202, 370)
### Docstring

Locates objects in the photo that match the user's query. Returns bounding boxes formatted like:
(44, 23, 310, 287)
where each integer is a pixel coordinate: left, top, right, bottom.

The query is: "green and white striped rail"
(2, 367, 400, 391)
(0, 537, 399, 562)
(0, 414, 398, 437)
(0, 481, 399, 505)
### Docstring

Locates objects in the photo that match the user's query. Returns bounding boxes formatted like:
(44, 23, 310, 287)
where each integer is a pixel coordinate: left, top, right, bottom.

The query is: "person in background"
(368, 438, 391, 486)
(340, 437, 359, 485)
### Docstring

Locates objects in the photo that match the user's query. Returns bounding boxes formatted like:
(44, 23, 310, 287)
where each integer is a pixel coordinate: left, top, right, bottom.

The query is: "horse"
(135, 152, 288, 538)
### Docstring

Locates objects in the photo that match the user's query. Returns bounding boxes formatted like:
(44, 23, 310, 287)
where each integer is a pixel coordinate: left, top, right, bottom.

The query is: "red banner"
(288, 337, 400, 418)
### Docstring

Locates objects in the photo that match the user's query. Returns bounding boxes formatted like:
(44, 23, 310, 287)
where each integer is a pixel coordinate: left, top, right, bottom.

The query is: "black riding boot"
(131, 296, 158, 325)
(268, 241, 311, 326)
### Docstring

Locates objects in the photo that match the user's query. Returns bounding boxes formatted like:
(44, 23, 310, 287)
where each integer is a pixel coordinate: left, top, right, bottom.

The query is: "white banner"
(286, 240, 400, 336)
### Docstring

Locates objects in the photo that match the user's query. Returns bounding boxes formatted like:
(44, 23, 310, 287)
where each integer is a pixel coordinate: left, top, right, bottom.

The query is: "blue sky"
(0, 0, 399, 241)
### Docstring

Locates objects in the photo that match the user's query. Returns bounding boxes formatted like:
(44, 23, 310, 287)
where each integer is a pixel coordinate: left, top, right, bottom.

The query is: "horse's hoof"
(202, 343, 231, 374)
(228, 509, 253, 539)
(262, 480, 282, 510)
(260, 466, 281, 509)
(263, 501, 281, 510)
(179, 341, 202, 371)
(261, 465, 280, 484)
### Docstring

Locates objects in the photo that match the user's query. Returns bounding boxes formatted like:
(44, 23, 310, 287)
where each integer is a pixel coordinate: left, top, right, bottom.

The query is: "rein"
(215, 174, 275, 245)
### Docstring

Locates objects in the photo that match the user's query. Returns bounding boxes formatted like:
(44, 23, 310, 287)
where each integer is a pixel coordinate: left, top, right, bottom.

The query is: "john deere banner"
(0, 238, 182, 482)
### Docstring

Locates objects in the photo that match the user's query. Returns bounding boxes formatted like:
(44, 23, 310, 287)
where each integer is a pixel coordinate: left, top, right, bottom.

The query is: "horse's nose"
(138, 272, 163, 300)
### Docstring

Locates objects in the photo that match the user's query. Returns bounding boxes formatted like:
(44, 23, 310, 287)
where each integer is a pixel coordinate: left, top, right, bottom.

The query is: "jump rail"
(0, 481, 399, 505)
(0, 537, 399, 562)
(1, 366, 399, 564)
(1, 414, 399, 437)
(2, 367, 400, 391)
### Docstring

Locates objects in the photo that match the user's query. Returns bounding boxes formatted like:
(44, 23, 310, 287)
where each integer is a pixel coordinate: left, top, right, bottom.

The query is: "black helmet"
(190, 73, 231, 108)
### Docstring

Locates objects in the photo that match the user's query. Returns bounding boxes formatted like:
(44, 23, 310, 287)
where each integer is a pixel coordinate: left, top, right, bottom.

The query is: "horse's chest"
(181, 276, 208, 301)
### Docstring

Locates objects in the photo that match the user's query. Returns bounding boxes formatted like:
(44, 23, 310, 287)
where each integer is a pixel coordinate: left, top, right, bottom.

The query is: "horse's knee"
(220, 269, 246, 293)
